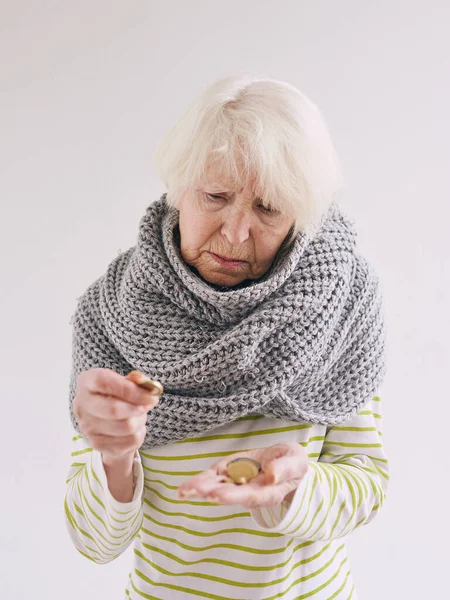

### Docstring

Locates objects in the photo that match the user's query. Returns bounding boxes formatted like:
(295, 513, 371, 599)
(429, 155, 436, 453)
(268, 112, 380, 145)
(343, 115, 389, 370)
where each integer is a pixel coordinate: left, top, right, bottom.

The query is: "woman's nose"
(221, 209, 251, 245)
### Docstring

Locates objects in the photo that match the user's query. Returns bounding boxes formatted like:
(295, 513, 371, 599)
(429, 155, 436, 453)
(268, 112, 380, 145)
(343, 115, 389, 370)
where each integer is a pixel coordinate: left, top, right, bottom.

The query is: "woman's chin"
(198, 266, 248, 288)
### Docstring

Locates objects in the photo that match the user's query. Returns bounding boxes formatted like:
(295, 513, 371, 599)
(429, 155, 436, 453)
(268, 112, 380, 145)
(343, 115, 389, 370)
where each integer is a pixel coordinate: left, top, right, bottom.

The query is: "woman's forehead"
(198, 168, 255, 192)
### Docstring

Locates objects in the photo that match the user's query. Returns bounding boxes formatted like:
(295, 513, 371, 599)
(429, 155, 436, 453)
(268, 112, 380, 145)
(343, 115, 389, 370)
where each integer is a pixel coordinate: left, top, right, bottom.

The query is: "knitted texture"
(69, 196, 385, 449)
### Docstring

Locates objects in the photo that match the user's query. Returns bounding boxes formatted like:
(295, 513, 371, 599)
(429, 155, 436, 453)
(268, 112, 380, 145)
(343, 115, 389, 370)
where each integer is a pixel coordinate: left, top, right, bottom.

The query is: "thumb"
(263, 455, 308, 486)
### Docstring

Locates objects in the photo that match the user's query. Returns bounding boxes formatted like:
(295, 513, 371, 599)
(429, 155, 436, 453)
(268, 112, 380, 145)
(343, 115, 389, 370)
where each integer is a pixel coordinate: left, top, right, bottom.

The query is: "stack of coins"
(226, 457, 261, 484)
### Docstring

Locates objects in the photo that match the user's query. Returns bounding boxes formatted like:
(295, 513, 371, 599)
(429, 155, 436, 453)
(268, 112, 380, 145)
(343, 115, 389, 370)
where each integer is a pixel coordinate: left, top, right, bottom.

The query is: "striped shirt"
(64, 395, 388, 599)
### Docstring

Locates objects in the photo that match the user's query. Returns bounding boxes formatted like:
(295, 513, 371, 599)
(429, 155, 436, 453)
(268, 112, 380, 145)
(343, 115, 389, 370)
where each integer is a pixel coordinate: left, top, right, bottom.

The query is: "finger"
(80, 414, 148, 438)
(178, 469, 221, 499)
(205, 474, 266, 505)
(258, 443, 303, 467)
(263, 455, 308, 486)
(79, 369, 161, 406)
(83, 394, 157, 420)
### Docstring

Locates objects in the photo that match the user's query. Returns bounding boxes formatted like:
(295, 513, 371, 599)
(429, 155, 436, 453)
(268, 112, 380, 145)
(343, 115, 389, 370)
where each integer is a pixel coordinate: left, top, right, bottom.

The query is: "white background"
(1, 1, 449, 598)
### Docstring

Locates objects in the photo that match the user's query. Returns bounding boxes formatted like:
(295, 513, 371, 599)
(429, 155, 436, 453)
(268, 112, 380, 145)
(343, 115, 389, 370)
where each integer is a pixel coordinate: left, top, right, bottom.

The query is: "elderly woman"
(65, 76, 387, 600)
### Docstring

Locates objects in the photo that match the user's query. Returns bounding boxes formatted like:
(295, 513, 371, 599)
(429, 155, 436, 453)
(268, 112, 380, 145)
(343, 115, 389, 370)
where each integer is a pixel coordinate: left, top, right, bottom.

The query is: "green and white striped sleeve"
(251, 395, 388, 540)
(64, 434, 145, 564)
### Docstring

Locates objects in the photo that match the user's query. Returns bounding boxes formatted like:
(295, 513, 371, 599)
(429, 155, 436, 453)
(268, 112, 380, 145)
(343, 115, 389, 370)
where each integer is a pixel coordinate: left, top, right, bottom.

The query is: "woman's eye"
(206, 193, 225, 201)
(258, 203, 279, 215)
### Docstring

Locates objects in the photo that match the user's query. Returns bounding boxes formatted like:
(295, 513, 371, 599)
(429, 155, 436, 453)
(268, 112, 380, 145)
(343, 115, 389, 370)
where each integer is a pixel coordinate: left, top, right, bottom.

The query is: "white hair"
(155, 75, 344, 233)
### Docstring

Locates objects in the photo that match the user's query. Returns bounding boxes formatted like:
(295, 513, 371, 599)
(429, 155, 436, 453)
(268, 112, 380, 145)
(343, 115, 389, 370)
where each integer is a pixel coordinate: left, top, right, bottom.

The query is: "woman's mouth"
(210, 253, 246, 269)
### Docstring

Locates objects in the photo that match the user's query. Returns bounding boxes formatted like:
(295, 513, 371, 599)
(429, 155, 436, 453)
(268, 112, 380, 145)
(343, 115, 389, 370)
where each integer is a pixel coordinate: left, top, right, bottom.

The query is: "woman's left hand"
(177, 443, 309, 508)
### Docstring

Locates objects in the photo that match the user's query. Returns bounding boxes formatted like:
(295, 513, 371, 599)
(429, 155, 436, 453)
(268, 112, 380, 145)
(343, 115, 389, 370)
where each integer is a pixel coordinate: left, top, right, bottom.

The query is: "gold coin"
(226, 457, 261, 484)
(127, 370, 164, 395)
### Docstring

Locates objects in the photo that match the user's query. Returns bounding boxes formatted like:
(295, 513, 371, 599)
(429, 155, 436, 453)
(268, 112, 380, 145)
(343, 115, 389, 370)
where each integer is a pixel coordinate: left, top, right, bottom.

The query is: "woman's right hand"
(73, 368, 160, 464)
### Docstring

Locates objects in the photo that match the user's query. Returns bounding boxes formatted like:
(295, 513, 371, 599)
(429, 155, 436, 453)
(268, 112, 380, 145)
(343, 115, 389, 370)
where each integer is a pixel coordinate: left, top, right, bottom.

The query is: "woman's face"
(177, 178, 294, 287)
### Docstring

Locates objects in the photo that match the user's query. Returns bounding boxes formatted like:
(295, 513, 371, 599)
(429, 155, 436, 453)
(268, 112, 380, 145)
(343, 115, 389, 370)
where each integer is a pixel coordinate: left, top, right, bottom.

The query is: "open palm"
(177, 442, 309, 509)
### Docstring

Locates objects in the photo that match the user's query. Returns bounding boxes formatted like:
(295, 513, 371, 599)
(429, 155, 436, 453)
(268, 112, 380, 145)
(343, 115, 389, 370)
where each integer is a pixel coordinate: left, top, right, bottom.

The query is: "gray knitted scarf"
(69, 196, 385, 449)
